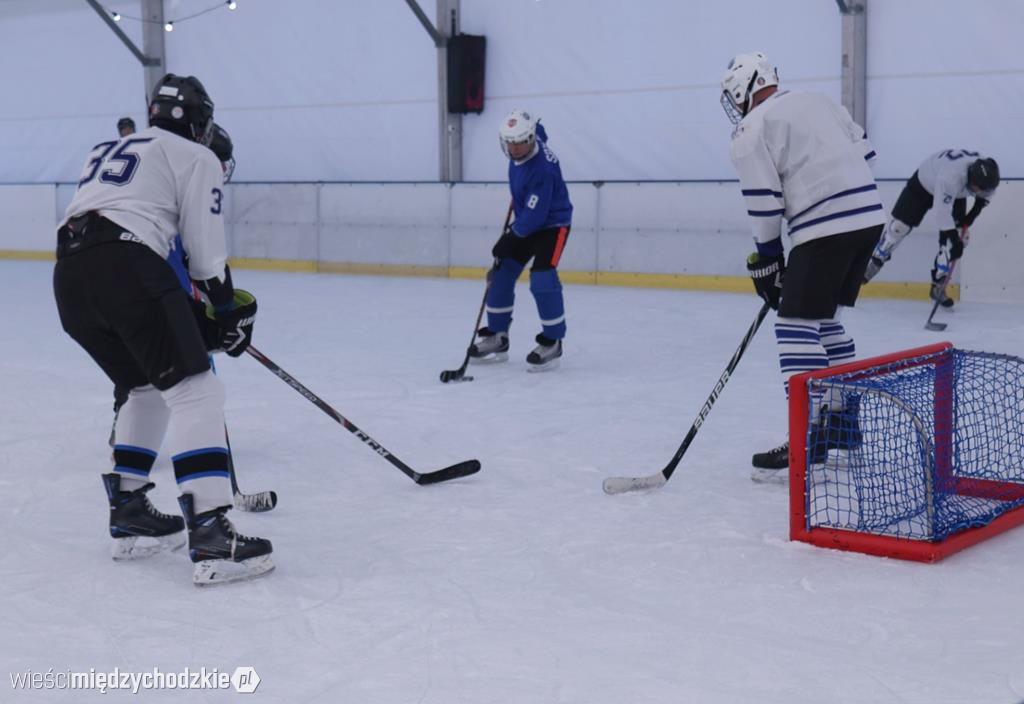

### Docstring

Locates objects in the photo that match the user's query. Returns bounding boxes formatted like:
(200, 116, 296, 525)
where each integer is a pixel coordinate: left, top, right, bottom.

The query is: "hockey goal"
(788, 342, 1024, 562)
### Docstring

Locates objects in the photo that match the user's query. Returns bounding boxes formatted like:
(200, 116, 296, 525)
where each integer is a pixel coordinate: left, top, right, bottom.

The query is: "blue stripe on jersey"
(742, 188, 783, 198)
(788, 203, 884, 235)
(864, 150, 876, 160)
(748, 208, 785, 217)
(790, 184, 879, 224)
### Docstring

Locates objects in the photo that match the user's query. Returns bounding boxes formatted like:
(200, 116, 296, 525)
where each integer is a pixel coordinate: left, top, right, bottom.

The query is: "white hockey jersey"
(61, 126, 227, 282)
(915, 149, 995, 231)
(729, 90, 884, 253)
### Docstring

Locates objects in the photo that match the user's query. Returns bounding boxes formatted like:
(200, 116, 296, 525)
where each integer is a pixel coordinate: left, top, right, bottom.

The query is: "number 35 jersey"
(61, 126, 228, 282)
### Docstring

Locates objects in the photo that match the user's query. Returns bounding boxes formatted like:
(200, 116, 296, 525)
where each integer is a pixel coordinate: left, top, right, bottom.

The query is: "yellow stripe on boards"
(3, 250, 951, 301)
(0, 249, 53, 261)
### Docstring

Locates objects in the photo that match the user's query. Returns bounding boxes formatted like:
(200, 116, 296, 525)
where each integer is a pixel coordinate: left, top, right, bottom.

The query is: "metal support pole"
(840, 0, 867, 129)
(140, 0, 167, 100)
(403, 0, 462, 181)
(438, 0, 462, 182)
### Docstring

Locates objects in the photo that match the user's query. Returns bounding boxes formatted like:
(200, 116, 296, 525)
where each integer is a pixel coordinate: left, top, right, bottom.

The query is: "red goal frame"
(788, 342, 1024, 562)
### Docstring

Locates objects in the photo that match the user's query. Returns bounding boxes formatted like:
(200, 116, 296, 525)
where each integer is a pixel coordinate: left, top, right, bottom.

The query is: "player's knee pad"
(491, 258, 524, 289)
(114, 384, 171, 462)
(488, 258, 525, 309)
(161, 370, 226, 419)
(529, 268, 562, 294)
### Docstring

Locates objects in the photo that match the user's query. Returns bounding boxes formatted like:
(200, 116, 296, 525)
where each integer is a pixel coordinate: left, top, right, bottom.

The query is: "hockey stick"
(603, 302, 771, 495)
(246, 345, 481, 484)
(226, 426, 278, 512)
(925, 227, 970, 332)
(439, 200, 514, 383)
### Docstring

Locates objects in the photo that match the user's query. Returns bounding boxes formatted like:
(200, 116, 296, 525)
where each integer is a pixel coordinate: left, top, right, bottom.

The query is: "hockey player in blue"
(469, 109, 573, 372)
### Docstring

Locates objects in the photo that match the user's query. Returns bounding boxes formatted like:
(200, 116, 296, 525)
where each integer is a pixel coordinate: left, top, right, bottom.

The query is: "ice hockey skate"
(179, 494, 274, 586)
(102, 473, 186, 560)
(750, 442, 790, 484)
(468, 327, 509, 364)
(750, 432, 837, 484)
(526, 334, 562, 372)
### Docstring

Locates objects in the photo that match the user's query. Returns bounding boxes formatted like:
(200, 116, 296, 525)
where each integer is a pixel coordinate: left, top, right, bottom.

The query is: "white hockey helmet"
(499, 109, 539, 158)
(720, 52, 779, 124)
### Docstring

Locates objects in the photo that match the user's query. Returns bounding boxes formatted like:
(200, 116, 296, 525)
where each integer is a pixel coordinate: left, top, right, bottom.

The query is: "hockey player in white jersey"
(862, 150, 999, 307)
(721, 53, 885, 478)
(53, 74, 273, 585)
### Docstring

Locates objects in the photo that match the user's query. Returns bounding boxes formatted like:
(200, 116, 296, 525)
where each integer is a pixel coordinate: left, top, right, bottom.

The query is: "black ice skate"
(102, 473, 185, 560)
(178, 493, 274, 586)
(468, 327, 509, 364)
(526, 334, 562, 372)
(750, 437, 831, 485)
(818, 397, 863, 452)
(930, 283, 954, 308)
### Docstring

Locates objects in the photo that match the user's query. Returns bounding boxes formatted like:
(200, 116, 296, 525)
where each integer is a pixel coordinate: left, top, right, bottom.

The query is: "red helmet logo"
(507, 118, 517, 128)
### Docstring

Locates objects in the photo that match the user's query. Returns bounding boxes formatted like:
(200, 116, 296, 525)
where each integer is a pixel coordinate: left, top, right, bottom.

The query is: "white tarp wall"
(3, 1, 1022, 182)
(1, 1, 1021, 301)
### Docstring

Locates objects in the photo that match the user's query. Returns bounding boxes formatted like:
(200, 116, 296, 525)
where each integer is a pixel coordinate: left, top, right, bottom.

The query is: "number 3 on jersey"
(78, 138, 153, 187)
(210, 188, 223, 215)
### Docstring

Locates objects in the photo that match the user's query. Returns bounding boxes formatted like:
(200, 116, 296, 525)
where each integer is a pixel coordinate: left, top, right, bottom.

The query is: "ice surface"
(2, 261, 1023, 703)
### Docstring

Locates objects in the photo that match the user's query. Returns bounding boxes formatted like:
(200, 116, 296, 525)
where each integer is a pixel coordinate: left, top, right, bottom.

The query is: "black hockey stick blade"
(439, 368, 474, 383)
(924, 319, 947, 332)
(414, 459, 482, 485)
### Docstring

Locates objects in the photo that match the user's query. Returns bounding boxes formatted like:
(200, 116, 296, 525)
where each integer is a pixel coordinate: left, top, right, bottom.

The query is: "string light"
(104, 1, 239, 30)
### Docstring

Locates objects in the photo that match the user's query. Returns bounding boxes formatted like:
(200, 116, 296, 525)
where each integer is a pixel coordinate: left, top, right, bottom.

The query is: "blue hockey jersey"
(508, 123, 573, 237)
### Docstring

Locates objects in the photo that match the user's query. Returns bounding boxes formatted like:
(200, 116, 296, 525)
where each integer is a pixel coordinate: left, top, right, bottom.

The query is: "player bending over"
(863, 150, 999, 307)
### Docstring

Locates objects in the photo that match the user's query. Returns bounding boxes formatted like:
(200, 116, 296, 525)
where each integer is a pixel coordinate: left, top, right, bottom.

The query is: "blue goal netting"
(802, 349, 1024, 542)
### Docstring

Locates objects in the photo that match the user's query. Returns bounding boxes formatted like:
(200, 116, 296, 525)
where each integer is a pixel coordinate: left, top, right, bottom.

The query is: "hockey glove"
(492, 229, 520, 261)
(189, 297, 223, 351)
(747, 252, 785, 310)
(206, 289, 257, 357)
(939, 228, 964, 261)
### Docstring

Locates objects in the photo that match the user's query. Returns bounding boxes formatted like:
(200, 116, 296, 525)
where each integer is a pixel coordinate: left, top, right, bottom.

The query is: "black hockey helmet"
(208, 123, 235, 182)
(967, 157, 1000, 193)
(148, 73, 215, 145)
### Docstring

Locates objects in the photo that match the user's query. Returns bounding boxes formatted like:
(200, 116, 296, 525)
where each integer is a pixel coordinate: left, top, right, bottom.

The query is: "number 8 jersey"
(60, 126, 228, 283)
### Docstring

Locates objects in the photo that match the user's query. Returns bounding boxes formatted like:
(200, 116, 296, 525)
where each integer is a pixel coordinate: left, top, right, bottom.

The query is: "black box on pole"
(447, 34, 486, 114)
